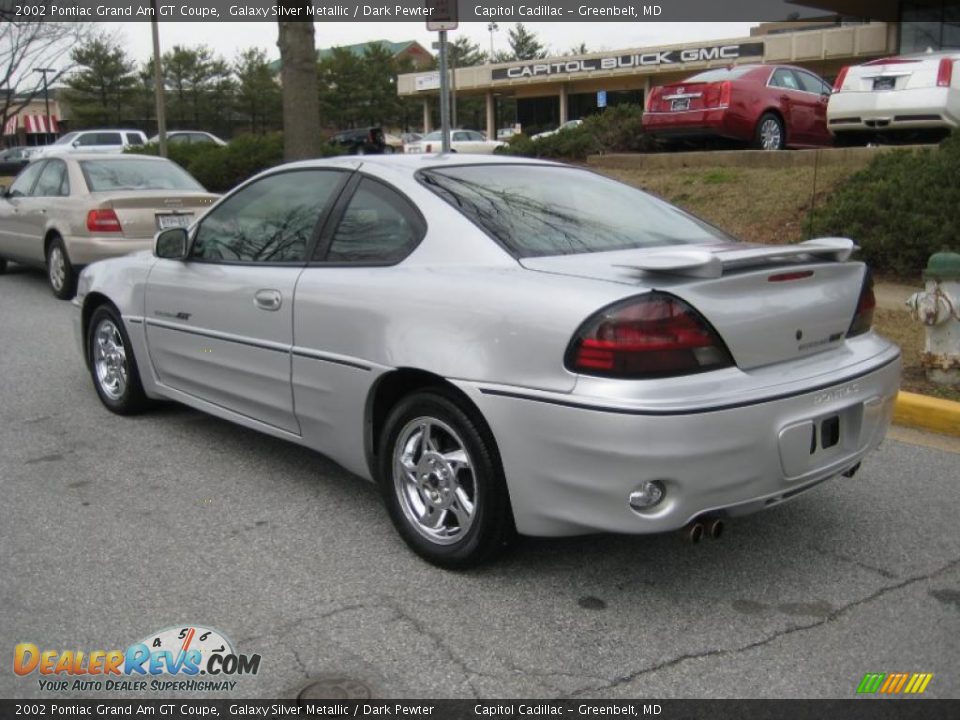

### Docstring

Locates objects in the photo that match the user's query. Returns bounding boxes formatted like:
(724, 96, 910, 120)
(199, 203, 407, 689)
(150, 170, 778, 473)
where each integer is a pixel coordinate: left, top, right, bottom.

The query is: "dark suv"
(328, 127, 386, 155)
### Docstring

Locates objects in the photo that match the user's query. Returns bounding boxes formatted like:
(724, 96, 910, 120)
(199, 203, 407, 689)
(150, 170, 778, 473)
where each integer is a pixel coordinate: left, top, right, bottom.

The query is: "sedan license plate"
(671, 98, 690, 112)
(156, 213, 192, 230)
(873, 76, 896, 91)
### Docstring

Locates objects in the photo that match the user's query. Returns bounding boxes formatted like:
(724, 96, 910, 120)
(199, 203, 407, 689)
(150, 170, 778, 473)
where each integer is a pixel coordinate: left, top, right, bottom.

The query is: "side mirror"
(72, 140, 81, 148)
(154, 227, 189, 260)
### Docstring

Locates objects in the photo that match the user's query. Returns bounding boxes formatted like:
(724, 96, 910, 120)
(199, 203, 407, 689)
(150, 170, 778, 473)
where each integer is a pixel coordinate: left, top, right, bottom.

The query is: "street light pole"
(487, 22, 499, 59)
(32, 67, 56, 145)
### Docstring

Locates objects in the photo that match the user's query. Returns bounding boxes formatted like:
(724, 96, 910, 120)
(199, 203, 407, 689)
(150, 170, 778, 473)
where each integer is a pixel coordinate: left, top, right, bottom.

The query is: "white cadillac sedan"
(405, 130, 505, 154)
(828, 51, 960, 143)
(73, 155, 900, 567)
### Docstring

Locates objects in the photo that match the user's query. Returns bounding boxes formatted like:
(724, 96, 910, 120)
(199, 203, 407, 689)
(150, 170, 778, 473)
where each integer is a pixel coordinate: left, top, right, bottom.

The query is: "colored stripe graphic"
(858, 672, 933, 694)
(857, 673, 886, 693)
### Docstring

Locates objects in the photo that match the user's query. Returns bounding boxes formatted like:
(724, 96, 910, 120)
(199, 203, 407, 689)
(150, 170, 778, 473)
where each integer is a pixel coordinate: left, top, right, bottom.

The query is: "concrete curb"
(894, 391, 960, 438)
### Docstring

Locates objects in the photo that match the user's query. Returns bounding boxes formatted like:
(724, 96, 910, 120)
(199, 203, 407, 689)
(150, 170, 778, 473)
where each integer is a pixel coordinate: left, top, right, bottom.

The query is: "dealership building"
(398, 0, 960, 136)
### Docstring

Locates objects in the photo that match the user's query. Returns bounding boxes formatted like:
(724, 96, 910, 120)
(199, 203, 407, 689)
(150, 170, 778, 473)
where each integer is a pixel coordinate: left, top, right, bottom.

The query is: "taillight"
(86, 209, 122, 233)
(718, 81, 731, 107)
(645, 87, 662, 112)
(937, 58, 954, 88)
(566, 293, 734, 379)
(847, 271, 876, 337)
(833, 67, 850, 93)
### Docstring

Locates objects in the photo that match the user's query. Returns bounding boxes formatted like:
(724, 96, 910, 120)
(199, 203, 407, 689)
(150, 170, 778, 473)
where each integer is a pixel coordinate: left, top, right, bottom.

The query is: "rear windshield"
(80, 159, 204, 192)
(420, 165, 733, 257)
(685, 66, 757, 82)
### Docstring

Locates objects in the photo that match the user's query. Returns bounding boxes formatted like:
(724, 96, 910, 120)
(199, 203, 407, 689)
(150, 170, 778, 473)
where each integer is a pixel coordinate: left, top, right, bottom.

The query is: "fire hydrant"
(906, 251, 960, 387)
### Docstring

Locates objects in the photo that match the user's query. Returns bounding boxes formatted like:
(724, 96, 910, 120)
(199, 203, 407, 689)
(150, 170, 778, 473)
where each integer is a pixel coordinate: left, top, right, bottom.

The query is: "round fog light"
(629, 480, 665, 510)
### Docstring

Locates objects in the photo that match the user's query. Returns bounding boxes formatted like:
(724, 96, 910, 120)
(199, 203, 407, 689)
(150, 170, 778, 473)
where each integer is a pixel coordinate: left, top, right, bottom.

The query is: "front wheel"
(0, 257, 7, 274)
(87, 305, 149, 415)
(46, 236, 75, 300)
(378, 390, 516, 568)
(754, 112, 786, 151)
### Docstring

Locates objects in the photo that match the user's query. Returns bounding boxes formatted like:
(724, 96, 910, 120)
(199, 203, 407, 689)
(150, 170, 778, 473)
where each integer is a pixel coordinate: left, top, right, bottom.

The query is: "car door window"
(770, 68, 801, 91)
(168, 134, 191, 145)
(453, 132, 470, 142)
(796, 70, 829, 95)
(8, 161, 45, 197)
(322, 178, 425, 264)
(189, 170, 345, 264)
(467, 131, 485, 141)
(125, 133, 144, 146)
(32, 159, 69, 197)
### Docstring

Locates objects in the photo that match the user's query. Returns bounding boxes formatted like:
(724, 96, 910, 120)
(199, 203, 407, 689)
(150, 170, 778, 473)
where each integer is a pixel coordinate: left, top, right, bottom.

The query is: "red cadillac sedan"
(643, 64, 834, 150)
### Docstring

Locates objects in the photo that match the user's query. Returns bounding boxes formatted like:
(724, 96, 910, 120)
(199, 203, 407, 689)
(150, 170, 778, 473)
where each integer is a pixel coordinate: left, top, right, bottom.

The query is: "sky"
(114, 21, 758, 67)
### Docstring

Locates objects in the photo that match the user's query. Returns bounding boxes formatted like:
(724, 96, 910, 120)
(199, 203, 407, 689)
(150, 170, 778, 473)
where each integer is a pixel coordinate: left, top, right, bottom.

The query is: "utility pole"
(450, 46, 457, 130)
(32, 68, 56, 145)
(488, 22, 499, 59)
(151, 0, 168, 158)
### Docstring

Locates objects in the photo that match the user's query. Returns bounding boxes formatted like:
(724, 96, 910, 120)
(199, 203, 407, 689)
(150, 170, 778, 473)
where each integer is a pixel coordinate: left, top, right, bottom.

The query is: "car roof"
(280, 153, 557, 174)
(34, 152, 173, 162)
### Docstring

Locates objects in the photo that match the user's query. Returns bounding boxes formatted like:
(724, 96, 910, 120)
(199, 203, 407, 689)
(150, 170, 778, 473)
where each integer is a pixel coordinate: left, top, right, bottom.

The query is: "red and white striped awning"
(23, 115, 59, 134)
(3, 115, 18, 136)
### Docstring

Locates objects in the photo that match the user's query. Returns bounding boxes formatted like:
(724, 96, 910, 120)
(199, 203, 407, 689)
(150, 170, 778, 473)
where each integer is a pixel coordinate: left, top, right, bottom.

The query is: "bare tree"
(0, 21, 92, 142)
(276, 12, 320, 161)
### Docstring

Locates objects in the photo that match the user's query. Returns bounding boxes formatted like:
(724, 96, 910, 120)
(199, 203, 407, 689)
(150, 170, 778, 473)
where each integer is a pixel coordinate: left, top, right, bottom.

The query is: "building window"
(901, 0, 960, 52)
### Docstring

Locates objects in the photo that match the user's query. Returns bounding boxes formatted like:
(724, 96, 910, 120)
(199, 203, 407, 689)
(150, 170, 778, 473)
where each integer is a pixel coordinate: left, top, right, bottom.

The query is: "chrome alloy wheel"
(759, 117, 783, 150)
(393, 417, 477, 545)
(48, 245, 66, 292)
(93, 319, 129, 401)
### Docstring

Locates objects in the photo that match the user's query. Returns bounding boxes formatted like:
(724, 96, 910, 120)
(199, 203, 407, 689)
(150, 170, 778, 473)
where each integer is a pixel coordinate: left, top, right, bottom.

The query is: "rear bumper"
(828, 87, 960, 133)
(64, 234, 153, 266)
(642, 109, 743, 140)
(458, 348, 900, 537)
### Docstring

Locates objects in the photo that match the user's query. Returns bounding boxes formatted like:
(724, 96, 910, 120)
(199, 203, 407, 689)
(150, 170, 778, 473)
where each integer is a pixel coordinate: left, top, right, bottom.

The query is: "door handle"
(253, 289, 282, 311)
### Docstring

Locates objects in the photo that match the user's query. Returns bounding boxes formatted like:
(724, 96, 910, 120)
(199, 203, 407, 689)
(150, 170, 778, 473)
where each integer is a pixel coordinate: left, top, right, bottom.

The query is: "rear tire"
(46, 236, 75, 300)
(377, 389, 516, 568)
(0, 257, 7, 274)
(87, 305, 149, 415)
(754, 112, 786, 150)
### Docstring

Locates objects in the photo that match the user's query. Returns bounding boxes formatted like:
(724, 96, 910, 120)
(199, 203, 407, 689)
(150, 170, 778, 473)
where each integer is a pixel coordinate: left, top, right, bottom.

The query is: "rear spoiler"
(614, 238, 857, 279)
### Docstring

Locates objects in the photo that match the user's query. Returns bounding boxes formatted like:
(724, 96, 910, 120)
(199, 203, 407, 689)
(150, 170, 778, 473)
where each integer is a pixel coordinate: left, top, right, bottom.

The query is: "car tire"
(754, 112, 786, 151)
(378, 388, 516, 568)
(0, 257, 7, 274)
(46, 235, 75, 300)
(87, 305, 150, 415)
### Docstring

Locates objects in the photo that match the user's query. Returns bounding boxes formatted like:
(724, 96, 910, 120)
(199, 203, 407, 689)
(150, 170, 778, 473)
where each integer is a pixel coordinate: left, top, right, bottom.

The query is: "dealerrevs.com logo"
(14, 625, 261, 693)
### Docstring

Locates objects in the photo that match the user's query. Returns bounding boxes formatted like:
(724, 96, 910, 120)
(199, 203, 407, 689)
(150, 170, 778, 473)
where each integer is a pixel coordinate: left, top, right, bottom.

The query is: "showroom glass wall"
(900, 0, 960, 51)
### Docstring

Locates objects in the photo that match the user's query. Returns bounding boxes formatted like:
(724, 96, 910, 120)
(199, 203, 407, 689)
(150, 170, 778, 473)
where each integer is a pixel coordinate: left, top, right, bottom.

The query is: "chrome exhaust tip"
(705, 517, 724, 540)
(684, 522, 704, 544)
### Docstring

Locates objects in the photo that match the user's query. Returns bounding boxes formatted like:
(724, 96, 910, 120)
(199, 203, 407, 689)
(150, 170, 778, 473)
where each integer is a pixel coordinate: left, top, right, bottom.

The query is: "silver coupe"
(73, 155, 901, 567)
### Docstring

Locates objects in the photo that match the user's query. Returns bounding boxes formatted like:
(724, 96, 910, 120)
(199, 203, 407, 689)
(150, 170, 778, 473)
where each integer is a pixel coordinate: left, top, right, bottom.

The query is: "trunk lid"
(843, 56, 941, 92)
(92, 191, 219, 238)
(649, 81, 725, 113)
(521, 241, 866, 370)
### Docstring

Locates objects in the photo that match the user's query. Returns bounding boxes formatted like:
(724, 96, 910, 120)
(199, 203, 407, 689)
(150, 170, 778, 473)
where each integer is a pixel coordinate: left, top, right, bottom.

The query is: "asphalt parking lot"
(1, 263, 958, 701)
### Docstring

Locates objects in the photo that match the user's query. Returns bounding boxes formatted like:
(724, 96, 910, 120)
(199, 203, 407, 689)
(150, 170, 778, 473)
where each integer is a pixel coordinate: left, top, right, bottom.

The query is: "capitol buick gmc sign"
(491, 42, 765, 80)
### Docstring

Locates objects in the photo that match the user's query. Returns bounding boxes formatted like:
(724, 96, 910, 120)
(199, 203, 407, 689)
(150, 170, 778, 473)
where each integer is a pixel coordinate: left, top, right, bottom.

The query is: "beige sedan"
(0, 153, 218, 298)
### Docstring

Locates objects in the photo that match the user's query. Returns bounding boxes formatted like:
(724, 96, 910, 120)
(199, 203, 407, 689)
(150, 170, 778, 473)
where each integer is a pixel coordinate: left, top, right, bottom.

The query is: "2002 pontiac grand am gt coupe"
(73, 155, 900, 567)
